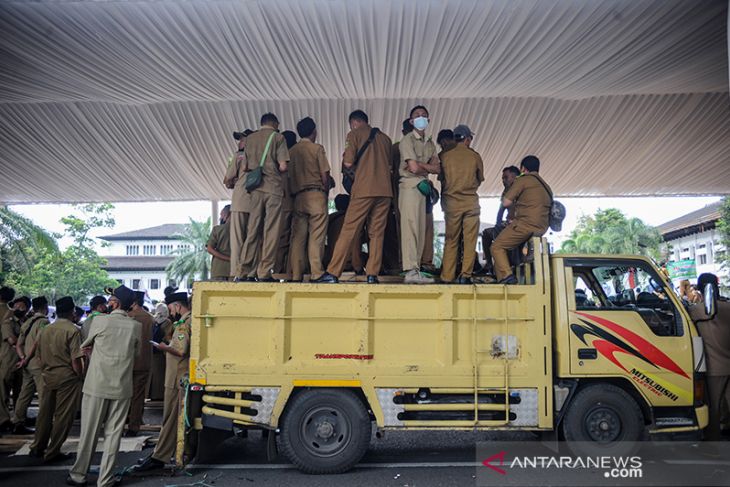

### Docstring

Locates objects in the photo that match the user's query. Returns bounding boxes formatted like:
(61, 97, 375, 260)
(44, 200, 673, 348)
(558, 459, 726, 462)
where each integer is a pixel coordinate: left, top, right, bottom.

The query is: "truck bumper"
(695, 404, 709, 430)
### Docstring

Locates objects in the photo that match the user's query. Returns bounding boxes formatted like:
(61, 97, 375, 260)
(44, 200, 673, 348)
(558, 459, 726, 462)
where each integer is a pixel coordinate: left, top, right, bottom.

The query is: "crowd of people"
(0, 284, 191, 486)
(216, 105, 555, 285)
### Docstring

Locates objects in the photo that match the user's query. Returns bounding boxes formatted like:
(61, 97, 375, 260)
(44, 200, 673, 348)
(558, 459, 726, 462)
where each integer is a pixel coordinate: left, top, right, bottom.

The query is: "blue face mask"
(413, 116, 429, 131)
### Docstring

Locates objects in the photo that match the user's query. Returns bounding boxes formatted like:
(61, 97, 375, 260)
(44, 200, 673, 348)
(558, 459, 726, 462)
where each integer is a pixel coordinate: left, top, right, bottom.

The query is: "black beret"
(135, 291, 146, 307)
(89, 295, 107, 309)
(113, 285, 136, 309)
(55, 296, 75, 314)
(165, 292, 189, 306)
(31, 296, 48, 309)
(11, 296, 31, 310)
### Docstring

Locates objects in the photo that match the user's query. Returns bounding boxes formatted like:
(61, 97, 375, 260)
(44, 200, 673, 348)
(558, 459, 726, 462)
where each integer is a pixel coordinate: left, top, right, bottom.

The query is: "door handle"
(577, 348, 597, 360)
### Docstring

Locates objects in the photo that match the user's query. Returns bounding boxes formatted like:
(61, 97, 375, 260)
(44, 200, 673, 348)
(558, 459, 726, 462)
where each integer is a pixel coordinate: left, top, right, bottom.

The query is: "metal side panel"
(509, 388, 539, 427)
(250, 387, 281, 425)
(376, 388, 404, 426)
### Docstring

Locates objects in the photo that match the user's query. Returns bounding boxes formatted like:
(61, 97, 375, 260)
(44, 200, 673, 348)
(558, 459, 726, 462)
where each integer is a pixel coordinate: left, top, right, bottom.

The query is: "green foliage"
(5, 204, 117, 303)
(0, 206, 58, 282)
(716, 196, 730, 283)
(559, 208, 662, 258)
(165, 218, 212, 283)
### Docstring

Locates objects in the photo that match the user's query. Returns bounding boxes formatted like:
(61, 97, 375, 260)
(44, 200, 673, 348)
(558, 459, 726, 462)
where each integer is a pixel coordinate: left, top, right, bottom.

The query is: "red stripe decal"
(314, 353, 374, 360)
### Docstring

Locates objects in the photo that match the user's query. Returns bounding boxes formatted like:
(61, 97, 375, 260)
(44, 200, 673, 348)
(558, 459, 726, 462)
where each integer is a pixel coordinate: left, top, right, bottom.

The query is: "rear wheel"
(562, 384, 644, 456)
(279, 389, 371, 474)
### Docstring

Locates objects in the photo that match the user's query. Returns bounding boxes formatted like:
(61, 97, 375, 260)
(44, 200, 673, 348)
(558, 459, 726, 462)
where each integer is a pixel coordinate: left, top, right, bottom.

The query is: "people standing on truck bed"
(207, 204, 232, 281)
(136, 291, 191, 471)
(125, 291, 154, 437)
(287, 117, 332, 282)
(68, 285, 140, 487)
(315, 110, 393, 284)
(490, 155, 552, 284)
(439, 125, 484, 284)
(276, 130, 298, 277)
(382, 119, 413, 274)
(323, 194, 366, 275)
(480, 165, 520, 277)
(398, 105, 441, 284)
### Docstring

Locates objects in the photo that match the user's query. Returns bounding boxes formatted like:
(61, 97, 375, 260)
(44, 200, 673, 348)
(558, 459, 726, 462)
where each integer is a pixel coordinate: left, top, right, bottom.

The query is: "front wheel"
(562, 384, 645, 457)
(279, 388, 371, 474)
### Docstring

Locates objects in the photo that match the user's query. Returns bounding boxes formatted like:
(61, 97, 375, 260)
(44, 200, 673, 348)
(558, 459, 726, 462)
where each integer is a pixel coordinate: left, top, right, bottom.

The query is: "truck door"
(563, 258, 694, 407)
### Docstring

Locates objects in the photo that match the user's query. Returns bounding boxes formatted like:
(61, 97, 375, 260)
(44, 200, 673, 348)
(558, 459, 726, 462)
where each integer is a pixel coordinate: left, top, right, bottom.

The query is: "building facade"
(100, 224, 190, 302)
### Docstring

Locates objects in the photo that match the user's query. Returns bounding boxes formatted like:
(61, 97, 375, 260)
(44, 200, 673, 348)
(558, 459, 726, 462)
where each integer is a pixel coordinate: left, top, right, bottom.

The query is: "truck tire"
(562, 384, 644, 457)
(279, 388, 371, 474)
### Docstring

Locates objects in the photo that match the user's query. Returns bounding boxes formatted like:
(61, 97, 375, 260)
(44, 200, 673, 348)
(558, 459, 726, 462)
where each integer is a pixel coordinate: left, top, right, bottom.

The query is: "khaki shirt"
(689, 300, 730, 376)
(344, 125, 393, 199)
(128, 306, 154, 372)
(38, 318, 84, 389)
(19, 313, 49, 371)
(503, 173, 552, 229)
(230, 151, 253, 213)
(82, 310, 140, 399)
(208, 221, 232, 279)
(440, 144, 484, 213)
(165, 311, 191, 389)
(399, 131, 437, 189)
(0, 313, 21, 371)
(243, 126, 290, 196)
(80, 311, 103, 341)
(288, 139, 330, 194)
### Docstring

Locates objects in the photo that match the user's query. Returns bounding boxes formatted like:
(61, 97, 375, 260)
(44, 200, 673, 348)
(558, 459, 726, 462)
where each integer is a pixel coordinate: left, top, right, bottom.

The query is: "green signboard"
(667, 259, 697, 279)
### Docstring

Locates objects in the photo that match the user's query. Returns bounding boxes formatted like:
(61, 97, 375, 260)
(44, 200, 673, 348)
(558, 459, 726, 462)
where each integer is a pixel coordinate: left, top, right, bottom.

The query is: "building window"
(160, 244, 174, 255)
(132, 279, 141, 289)
(143, 245, 156, 256)
(698, 254, 707, 265)
(150, 279, 160, 290)
(126, 245, 139, 256)
(178, 244, 191, 253)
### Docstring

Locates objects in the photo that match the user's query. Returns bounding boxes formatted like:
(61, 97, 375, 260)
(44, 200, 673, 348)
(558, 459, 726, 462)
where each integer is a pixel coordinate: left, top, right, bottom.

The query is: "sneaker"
(134, 456, 165, 472)
(404, 269, 434, 284)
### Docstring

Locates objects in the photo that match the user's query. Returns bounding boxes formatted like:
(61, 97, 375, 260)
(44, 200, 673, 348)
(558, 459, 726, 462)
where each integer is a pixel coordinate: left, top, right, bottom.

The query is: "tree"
(715, 196, 730, 286)
(6, 204, 118, 303)
(559, 208, 661, 258)
(0, 206, 58, 282)
(165, 218, 212, 283)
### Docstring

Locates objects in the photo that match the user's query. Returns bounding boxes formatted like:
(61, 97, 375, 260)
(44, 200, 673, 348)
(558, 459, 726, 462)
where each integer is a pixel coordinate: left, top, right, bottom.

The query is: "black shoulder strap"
(528, 174, 553, 203)
(352, 128, 379, 167)
(25, 315, 46, 334)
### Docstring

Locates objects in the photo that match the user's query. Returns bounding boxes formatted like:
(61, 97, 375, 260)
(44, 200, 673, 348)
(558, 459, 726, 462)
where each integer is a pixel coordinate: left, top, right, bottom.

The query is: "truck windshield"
(569, 260, 683, 337)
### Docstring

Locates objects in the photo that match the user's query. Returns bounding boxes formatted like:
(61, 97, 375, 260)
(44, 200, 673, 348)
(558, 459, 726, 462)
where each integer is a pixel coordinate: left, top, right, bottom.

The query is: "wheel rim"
(299, 405, 352, 458)
(584, 406, 622, 443)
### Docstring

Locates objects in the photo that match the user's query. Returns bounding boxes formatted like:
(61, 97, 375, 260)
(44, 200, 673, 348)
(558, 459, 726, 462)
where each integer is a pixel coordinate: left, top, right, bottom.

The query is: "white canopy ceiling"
(1, 0, 728, 203)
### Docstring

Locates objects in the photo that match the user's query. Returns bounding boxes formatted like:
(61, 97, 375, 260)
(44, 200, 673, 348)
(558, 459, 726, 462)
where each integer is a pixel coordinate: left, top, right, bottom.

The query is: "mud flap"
(266, 429, 278, 461)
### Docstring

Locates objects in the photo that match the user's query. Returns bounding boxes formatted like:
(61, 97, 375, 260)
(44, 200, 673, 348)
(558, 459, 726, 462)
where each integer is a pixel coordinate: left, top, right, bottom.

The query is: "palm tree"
(165, 217, 212, 284)
(0, 206, 58, 280)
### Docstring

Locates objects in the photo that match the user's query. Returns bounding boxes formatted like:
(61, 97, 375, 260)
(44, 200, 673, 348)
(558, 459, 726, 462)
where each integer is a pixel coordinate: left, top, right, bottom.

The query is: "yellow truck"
(185, 238, 710, 473)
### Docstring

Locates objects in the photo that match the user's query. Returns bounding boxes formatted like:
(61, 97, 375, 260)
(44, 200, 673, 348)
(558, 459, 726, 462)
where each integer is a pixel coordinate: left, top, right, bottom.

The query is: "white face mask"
(413, 116, 429, 131)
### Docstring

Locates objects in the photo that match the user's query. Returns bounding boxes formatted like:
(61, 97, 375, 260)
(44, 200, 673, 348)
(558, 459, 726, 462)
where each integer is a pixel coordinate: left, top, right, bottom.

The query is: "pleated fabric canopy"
(1, 0, 728, 203)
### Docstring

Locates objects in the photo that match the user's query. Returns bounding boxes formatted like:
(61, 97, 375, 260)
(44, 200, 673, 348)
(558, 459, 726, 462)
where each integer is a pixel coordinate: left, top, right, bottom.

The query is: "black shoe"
(354, 269, 365, 276)
(313, 272, 338, 283)
(134, 456, 165, 472)
(499, 275, 518, 285)
(0, 420, 12, 433)
(245, 276, 257, 282)
(44, 451, 74, 463)
(28, 448, 43, 458)
(256, 276, 276, 282)
(123, 429, 138, 437)
(367, 275, 379, 284)
(12, 423, 34, 435)
(24, 417, 36, 427)
(457, 276, 473, 284)
(232, 276, 245, 282)
(66, 476, 87, 487)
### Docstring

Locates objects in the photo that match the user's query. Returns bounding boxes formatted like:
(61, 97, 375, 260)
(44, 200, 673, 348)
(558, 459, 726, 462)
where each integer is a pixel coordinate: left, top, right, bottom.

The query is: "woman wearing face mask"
(398, 105, 441, 284)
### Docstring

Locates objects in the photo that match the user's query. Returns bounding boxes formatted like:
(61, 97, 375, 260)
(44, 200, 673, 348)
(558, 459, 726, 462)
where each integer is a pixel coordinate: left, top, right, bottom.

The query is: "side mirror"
(703, 284, 717, 320)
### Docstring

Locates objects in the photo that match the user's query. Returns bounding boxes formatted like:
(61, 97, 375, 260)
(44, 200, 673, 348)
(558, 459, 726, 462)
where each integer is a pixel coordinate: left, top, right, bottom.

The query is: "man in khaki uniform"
(275, 130, 298, 275)
(136, 292, 191, 471)
(126, 291, 154, 436)
(239, 113, 290, 281)
(207, 205, 232, 280)
(383, 119, 413, 273)
(30, 296, 84, 462)
(288, 117, 331, 281)
(398, 105, 441, 284)
(440, 125, 484, 283)
(480, 166, 520, 275)
(12, 296, 50, 435)
(81, 295, 108, 341)
(0, 295, 29, 432)
(689, 274, 730, 441)
(67, 286, 140, 487)
(491, 155, 552, 284)
(324, 195, 365, 274)
(316, 110, 393, 284)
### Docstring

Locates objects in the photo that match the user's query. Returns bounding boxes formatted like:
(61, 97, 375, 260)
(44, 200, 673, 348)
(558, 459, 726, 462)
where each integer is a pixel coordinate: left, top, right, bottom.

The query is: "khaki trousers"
(12, 366, 44, 424)
(30, 379, 81, 459)
(706, 375, 730, 441)
(149, 353, 165, 401)
(0, 360, 13, 424)
(327, 197, 390, 278)
(69, 394, 131, 487)
(127, 370, 150, 432)
(398, 186, 426, 272)
(275, 206, 293, 274)
(229, 211, 248, 279)
(241, 191, 283, 279)
(421, 210, 434, 266)
(441, 209, 480, 282)
(152, 386, 180, 463)
(290, 191, 329, 280)
(491, 220, 545, 281)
